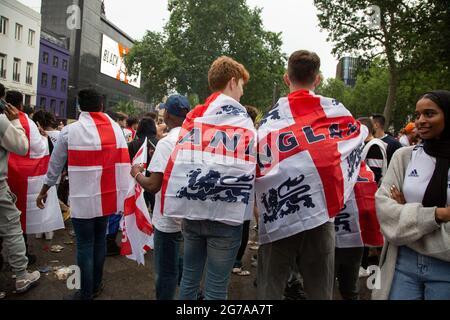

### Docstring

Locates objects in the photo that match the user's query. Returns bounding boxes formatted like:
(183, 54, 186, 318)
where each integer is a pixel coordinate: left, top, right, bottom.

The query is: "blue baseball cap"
(160, 94, 191, 118)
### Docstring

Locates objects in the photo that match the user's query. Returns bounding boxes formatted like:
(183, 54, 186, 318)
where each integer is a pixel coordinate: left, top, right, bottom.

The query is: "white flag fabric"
(121, 138, 154, 265)
(256, 90, 368, 245)
(67, 112, 131, 219)
(8, 112, 64, 234)
(160, 93, 257, 225)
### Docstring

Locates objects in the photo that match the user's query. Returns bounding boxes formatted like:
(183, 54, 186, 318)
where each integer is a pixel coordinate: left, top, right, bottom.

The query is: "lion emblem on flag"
(176, 169, 254, 204)
(215, 105, 249, 117)
(261, 175, 315, 224)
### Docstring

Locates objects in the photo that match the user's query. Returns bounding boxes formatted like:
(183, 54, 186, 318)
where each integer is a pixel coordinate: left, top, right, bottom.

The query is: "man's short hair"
(288, 50, 321, 85)
(358, 117, 374, 135)
(127, 117, 138, 127)
(371, 114, 385, 128)
(208, 56, 250, 92)
(0, 83, 5, 98)
(144, 111, 158, 121)
(5, 90, 23, 108)
(78, 89, 103, 112)
(116, 111, 128, 122)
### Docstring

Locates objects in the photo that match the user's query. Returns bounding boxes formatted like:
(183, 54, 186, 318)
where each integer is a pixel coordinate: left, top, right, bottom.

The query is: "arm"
(375, 149, 441, 246)
(0, 105, 29, 155)
(37, 127, 69, 209)
(131, 167, 163, 194)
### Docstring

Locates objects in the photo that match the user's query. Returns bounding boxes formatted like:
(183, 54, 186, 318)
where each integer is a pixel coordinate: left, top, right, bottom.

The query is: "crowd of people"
(0, 50, 449, 301)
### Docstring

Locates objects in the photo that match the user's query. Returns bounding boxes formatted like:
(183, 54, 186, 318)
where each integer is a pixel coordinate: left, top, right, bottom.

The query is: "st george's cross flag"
(8, 112, 64, 234)
(160, 93, 257, 225)
(335, 161, 384, 248)
(121, 138, 154, 265)
(67, 112, 131, 219)
(256, 90, 368, 245)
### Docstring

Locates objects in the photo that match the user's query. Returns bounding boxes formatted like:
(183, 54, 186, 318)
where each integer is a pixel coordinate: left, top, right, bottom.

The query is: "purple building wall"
(36, 31, 70, 119)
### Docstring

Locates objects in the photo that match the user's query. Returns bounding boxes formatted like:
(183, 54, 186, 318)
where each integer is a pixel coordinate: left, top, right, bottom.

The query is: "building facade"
(41, 0, 149, 119)
(336, 56, 359, 87)
(36, 30, 70, 119)
(0, 0, 41, 106)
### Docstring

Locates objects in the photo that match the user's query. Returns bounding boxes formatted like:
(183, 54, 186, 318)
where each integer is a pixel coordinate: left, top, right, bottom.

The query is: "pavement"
(0, 220, 371, 300)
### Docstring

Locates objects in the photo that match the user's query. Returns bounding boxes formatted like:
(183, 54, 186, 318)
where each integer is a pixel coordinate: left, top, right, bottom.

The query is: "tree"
(126, 0, 287, 110)
(314, 0, 440, 129)
(113, 100, 140, 117)
(124, 31, 179, 105)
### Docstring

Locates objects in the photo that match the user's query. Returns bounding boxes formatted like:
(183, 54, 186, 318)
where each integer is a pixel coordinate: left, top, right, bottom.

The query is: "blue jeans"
(153, 228, 183, 300)
(179, 219, 243, 300)
(71, 216, 109, 300)
(389, 246, 450, 300)
(107, 213, 122, 236)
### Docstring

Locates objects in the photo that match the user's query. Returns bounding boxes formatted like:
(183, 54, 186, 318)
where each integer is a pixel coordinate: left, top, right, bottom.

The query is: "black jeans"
(234, 220, 250, 267)
(335, 247, 364, 300)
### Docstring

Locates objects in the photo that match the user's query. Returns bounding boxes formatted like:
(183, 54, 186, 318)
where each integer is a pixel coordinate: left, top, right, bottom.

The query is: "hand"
(4, 103, 19, 121)
(38, 126, 48, 137)
(130, 164, 145, 178)
(435, 207, 450, 224)
(390, 185, 406, 205)
(36, 191, 48, 209)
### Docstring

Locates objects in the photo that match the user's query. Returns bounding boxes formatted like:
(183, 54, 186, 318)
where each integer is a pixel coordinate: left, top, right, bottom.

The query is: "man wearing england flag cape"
(256, 50, 368, 300)
(6, 91, 64, 255)
(131, 94, 190, 300)
(37, 89, 131, 300)
(154, 57, 256, 300)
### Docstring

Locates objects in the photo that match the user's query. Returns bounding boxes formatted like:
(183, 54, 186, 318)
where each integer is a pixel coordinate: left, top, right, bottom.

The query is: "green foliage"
(113, 100, 140, 117)
(125, 0, 286, 110)
(317, 59, 450, 132)
(313, 0, 447, 127)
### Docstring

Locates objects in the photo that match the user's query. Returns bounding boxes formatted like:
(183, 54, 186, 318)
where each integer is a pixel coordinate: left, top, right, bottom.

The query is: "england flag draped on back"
(161, 93, 257, 224)
(256, 90, 368, 245)
(8, 112, 64, 234)
(121, 138, 154, 265)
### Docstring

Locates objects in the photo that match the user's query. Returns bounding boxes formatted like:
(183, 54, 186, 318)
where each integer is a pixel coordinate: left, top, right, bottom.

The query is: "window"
(0, 16, 8, 35)
(41, 73, 48, 87)
(0, 53, 6, 78)
(13, 58, 20, 82)
(62, 59, 68, 71)
(15, 23, 22, 41)
(40, 97, 46, 108)
(26, 62, 33, 85)
(53, 56, 59, 68)
(28, 29, 35, 46)
(61, 78, 67, 92)
(59, 101, 65, 117)
(51, 75, 57, 89)
(25, 95, 31, 106)
(50, 99, 56, 112)
(43, 52, 49, 64)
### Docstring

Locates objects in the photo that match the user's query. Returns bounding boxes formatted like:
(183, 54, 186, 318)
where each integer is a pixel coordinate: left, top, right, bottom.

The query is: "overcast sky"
(18, 0, 338, 79)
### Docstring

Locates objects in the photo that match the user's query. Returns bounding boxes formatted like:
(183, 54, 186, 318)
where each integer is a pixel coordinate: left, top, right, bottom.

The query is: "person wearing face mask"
(373, 90, 450, 300)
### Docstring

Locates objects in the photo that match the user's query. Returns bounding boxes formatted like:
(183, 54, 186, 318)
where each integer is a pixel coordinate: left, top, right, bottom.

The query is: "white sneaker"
(359, 267, 370, 278)
(15, 271, 41, 293)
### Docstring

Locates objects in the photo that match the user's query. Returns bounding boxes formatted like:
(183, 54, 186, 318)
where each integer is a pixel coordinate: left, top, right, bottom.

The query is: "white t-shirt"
(399, 135, 410, 147)
(46, 130, 60, 146)
(403, 145, 450, 205)
(149, 127, 182, 233)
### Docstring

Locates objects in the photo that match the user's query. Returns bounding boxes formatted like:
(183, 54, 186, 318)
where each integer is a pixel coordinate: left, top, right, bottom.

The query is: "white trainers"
(15, 271, 41, 293)
(359, 267, 370, 278)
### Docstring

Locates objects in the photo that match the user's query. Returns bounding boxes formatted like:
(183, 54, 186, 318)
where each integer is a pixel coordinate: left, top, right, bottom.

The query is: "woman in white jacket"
(373, 90, 450, 300)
